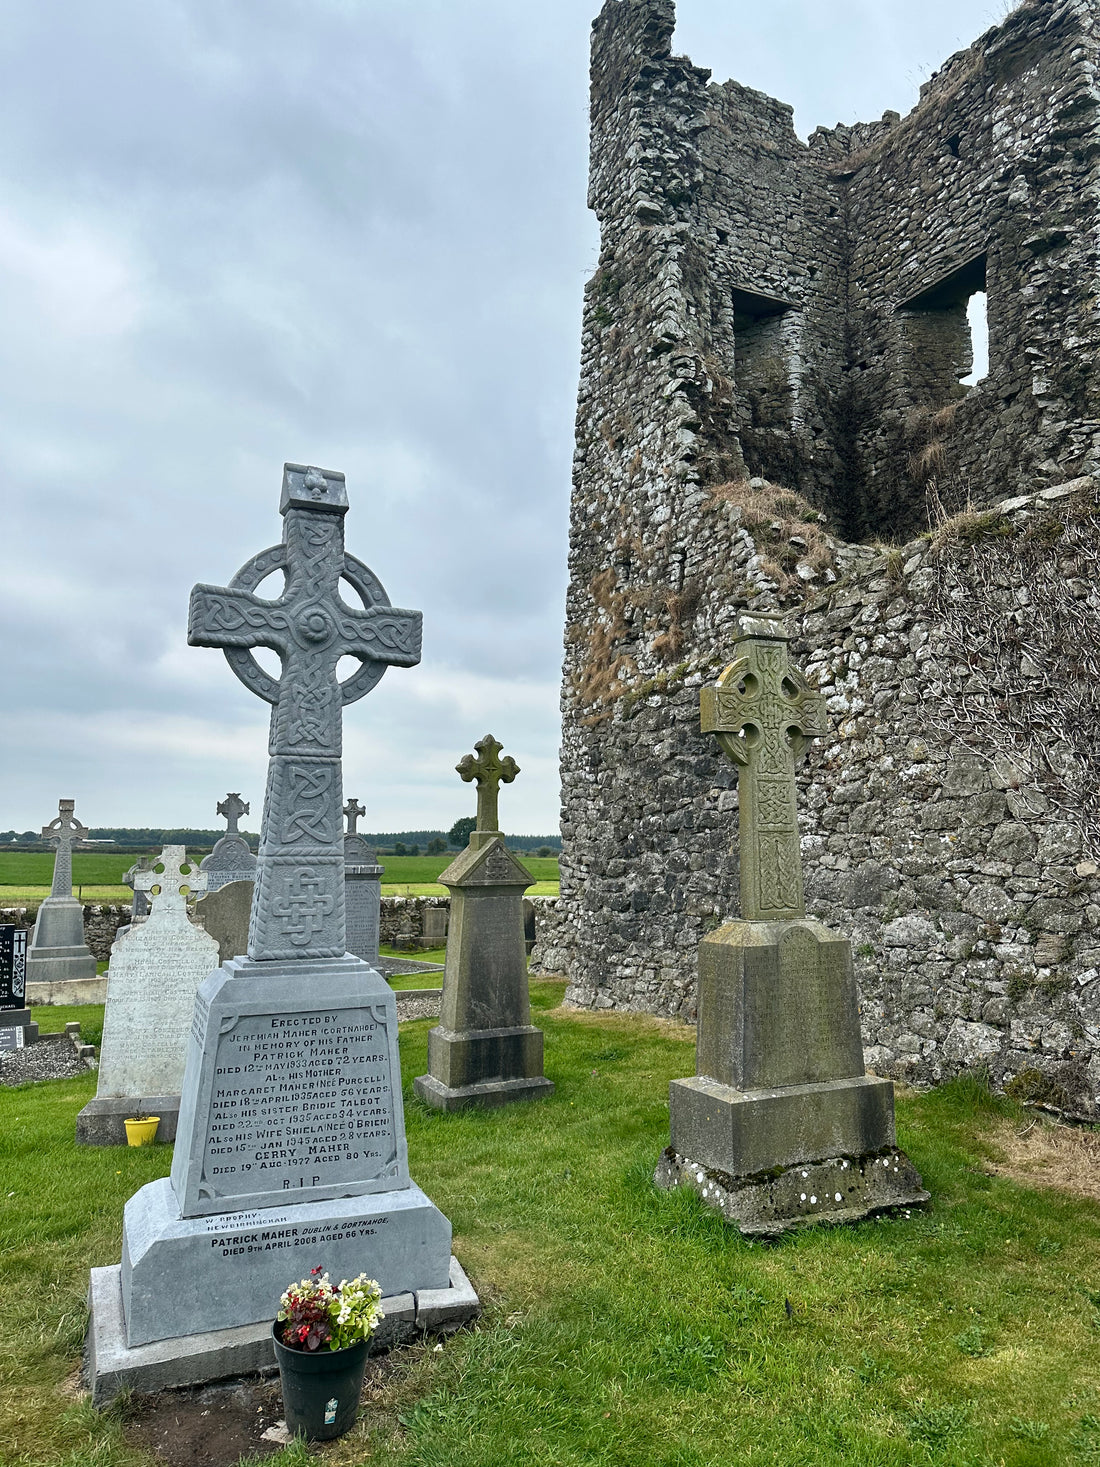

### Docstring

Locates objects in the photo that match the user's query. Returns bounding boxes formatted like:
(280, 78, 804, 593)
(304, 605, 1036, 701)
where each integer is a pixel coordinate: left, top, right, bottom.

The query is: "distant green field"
(0, 852, 147, 885)
(0, 851, 561, 905)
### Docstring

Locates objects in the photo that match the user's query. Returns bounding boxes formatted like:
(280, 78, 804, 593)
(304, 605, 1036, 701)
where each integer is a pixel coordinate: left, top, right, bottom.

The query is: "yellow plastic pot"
(124, 1116, 160, 1147)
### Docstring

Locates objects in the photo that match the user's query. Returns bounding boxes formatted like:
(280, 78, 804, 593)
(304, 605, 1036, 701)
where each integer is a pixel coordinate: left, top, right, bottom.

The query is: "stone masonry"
(548, 0, 1100, 1115)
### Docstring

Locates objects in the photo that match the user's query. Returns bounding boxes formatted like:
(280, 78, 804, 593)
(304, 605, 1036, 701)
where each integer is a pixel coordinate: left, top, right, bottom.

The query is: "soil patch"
(123, 1355, 403, 1467)
(987, 1114, 1100, 1202)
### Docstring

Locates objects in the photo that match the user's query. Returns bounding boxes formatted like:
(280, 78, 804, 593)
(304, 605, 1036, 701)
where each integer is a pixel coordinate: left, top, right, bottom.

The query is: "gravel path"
(0, 1033, 91, 1086)
(396, 994, 442, 1023)
(377, 956, 444, 977)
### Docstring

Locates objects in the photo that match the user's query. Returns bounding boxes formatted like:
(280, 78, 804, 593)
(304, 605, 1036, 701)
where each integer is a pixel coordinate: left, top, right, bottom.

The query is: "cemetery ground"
(0, 853, 561, 904)
(4, 987, 1100, 1467)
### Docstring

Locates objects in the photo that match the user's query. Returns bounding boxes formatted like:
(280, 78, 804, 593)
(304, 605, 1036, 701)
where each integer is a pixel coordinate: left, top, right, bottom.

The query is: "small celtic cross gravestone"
(217, 793, 248, 835)
(343, 797, 366, 837)
(700, 613, 826, 921)
(188, 463, 423, 960)
(41, 798, 90, 899)
(134, 846, 208, 913)
(456, 735, 519, 849)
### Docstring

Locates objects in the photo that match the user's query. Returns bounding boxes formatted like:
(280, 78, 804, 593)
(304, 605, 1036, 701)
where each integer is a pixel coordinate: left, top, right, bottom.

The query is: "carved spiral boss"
(188, 464, 422, 962)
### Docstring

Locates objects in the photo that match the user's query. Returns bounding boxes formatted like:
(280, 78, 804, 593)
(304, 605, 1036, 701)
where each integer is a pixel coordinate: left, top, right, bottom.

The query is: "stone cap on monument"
(438, 836, 533, 891)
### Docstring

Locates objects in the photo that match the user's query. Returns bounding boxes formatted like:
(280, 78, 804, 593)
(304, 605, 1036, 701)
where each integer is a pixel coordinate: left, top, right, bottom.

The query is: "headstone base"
(28, 897, 98, 983)
(414, 1071, 555, 1112)
(26, 949, 98, 984)
(76, 1095, 180, 1147)
(655, 1145, 929, 1237)
(121, 1176, 456, 1347)
(1, 1009, 38, 1043)
(669, 1072, 897, 1178)
(87, 1255, 478, 1404)
(27, 977, 107, 1005)
(415, 1024, 553, 1111)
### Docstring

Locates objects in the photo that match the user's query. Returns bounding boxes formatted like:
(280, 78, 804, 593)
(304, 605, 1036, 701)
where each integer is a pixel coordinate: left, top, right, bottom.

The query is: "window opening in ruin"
(732, 286, 800, 474)
(946, 133, 961, 158)
(961, 292, 988, 385)
(898, 252, 988, 405)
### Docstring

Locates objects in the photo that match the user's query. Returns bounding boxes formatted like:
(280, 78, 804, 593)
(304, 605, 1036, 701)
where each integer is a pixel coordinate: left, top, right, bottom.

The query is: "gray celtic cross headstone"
(200, 793, 257, 893)
(26, 798, 97, 994)
(343, 798, 365, 836)
(657, 613, 928, 1234)
(43, 798, 89, 899)
(92, 465, 471, 1385)
(188, 465, 421, 959)
(456, 735, 519, 850)
(415, 734, 552, 1112)
(217, 793, 248, 835)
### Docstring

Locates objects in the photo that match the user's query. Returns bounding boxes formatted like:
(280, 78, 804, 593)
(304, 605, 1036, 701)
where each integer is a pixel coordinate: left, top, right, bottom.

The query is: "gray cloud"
(0, 0, 1003, 835)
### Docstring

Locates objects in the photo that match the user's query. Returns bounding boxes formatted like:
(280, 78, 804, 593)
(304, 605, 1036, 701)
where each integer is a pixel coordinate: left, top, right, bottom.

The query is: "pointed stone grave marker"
(414, 735, 553, 1110)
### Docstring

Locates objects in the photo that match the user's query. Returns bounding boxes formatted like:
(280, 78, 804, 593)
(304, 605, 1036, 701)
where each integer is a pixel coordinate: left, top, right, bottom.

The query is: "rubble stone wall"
(553, 0, 1100, 1114)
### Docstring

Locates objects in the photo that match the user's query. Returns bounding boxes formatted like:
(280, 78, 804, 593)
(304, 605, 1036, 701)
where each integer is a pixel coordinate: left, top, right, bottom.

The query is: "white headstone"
(95, 847, 219, 1099)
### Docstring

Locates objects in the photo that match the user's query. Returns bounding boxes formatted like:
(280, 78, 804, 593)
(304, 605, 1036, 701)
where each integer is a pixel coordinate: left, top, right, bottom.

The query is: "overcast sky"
(0, 0, 1008, 837)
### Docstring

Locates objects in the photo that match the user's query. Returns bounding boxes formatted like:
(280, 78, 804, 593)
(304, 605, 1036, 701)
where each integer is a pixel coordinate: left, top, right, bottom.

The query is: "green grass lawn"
(3, 986, 1098, 1466)
(0, 854, 561, 907)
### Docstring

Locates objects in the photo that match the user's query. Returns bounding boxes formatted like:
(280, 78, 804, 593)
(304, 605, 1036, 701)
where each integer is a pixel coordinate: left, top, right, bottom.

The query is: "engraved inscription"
(201, 1007, 397, 1198)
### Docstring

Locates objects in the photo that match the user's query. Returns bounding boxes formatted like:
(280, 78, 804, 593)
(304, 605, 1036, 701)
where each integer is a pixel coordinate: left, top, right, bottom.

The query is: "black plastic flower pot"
(272, 1322, 371, 1441)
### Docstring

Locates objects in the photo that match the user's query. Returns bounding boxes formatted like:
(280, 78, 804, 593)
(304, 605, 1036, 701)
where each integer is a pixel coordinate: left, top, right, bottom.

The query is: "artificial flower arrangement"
(277, 1265, 385, 1353)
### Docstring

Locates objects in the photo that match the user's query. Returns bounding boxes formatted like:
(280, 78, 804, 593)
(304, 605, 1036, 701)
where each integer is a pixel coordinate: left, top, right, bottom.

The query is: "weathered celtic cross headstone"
(89, 466, 474, 1392)
(78, 847, 219, 1145)
(199, 792, 257, 893)
(656, 614, 928, 1234)
(414, 735, 552, 1111)
(700, 626, 827, 921)
(457, 734, 518, 849)
(26, 798, 97, 995)
(342, 796, 384, 969)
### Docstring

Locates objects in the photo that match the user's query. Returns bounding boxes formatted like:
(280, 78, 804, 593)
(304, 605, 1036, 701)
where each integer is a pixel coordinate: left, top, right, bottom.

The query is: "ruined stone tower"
(543, 0, 1100, 1115)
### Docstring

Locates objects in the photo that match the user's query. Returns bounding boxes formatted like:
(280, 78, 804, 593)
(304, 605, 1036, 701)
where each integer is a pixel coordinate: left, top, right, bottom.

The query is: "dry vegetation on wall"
(567, 478, 842, 726)
(921, 481, 1100, 855)
(706, 479, 837, 594)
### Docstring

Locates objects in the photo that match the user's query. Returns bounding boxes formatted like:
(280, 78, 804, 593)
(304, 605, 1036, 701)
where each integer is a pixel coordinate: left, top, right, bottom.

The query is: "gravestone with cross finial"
(123, 855, 154, 922)
(342, 796, 384, 968)
(26, 798, 98, 996)
(655, 614, 928, 1234)
(199, 793, 258, 892)
(88, 465, 474, 1395)
(77, 847, 220, 1146)
(413, 735, 553, 1111)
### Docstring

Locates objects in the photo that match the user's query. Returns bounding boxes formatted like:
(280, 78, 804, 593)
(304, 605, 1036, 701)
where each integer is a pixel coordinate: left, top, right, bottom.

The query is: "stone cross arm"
(41, 800, 89, 846)
(457, 734, 519, 838)
(188, 585, 422, 678)
(217, 793, 249, 833)
(135, 847, 208, 903)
